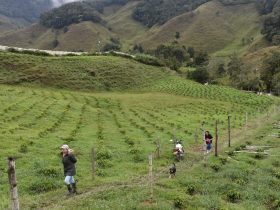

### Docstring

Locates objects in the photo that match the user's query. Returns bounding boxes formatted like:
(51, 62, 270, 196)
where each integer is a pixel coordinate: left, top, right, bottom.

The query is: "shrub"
(240, 144, 246, 149)
(129, 148, 140, 155)
(272, 160, 280, 167)
(185, 183, 198, 195)
(19, 144, 28, 153)
(245, 141, 252, 145)
(219, 157, 228, 165)
(247, 159, 256, 165)
(124, 138, 135, 146)
(36, 167, 60, 178)
(21, 50, 51, 56)
(254, 153, 265, 159)
(96, 168, 107, 177)
(273, 169, 280, 179)
(272, 199, 280, 209)
(174, 196, 184, 209)
(256, 148, 265, 152)
(134, 54, 164, 67)
(7, 48, 19, 53)
(28, 178, 60, 194)
(96, 149, 112, 160)
(133, 154, 144, 163)
(210, 163, 221, 172)
(226, 189, 241, 203)
(234, 146, 241, 151)
(227, 150, 235, 156)
(188, 66, 209, 84)
(96, 159, 112, 168)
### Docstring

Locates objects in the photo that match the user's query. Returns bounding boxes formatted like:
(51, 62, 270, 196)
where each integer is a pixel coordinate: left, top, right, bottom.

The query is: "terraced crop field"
(0, 82, 276, 209)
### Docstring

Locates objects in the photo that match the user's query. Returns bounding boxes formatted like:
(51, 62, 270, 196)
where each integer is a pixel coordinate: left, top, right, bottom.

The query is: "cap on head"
(61, 144, 69, 150)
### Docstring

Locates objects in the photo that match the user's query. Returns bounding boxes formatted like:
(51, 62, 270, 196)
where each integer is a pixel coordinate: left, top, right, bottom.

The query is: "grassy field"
(0, 51, 169, 90)
(0, 51, 279, 209)
(0, 85, 279, 209)
(0, 82, 278, 209)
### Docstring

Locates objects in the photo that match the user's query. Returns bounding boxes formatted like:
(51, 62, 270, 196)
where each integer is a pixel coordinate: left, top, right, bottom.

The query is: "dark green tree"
(227, 54, 245, 88)
(154, 44, 189, 71)
(188, 66, 209, 83)
(217, 63, 226, 76)
(194, 51, 209, 66)
(187, 47, 195, 58)
(175, 32, 180, 39)
(261, 51, 280, 92)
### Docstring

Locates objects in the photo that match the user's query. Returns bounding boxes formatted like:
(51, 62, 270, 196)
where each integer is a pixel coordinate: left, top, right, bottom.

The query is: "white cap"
(60, 144, 69, 150)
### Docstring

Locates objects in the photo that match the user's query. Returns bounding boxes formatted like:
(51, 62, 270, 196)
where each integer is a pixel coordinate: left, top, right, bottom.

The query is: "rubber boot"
(66, 184, 72, 196)
(71, 182, 77, 194)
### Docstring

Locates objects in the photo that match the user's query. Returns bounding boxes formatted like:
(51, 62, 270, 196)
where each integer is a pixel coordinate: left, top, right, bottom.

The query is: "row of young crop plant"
(37, 103, 71, 138)
(5, 98, 48, 134)
(149, 77, 274, 110)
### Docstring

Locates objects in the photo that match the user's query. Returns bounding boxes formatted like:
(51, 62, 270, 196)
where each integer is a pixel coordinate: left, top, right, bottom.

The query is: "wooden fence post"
(228, 115, 231, 147)
(7, 157, 20, 210)
(215, 121, 218, 157)
(245, 112, 248, 129)
(201, 121, 205, 152)
(91, 148, 96, 180)
(156, 139, 160, 158)
(148, 154, 153, 202)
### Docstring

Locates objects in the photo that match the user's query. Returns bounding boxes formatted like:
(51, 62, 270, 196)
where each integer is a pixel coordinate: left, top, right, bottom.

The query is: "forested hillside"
(40, 0, 128, 29)
(258, 0, 280, 44)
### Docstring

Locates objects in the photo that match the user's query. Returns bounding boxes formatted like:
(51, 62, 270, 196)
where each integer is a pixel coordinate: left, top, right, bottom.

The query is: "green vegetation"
(262, 8, 280, 44)
(260, 51, 280, 93)
(257, 0, 280, 44)
(132, 0, 210, 27)
(147, 76, 273, 108)
(219, 0, 257, 5)
(40, 2, 103, 29)
(0, 50, 278, 209)
(0, 0, 266, 55)
(0, 51, 168, 90)
(154, 44, 190, 71)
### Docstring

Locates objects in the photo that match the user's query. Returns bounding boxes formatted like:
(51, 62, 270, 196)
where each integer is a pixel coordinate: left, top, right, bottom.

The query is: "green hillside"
(0, 0, 53, 34)
(104, 1, 148, 51)
(0, 50, 274, 107)
(0, 15, 29, 35)
(139, 0, 262, 54)
(0, 0, 52, 23)
(0, 51, 169, 90)
(0, 0, 267, 55)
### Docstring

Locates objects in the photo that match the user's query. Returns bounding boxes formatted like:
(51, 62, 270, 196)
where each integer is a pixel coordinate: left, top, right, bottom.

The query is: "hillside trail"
(0, 45, 135, 57)
(40, 106, 280, 209)
(190, 105, 280, 153)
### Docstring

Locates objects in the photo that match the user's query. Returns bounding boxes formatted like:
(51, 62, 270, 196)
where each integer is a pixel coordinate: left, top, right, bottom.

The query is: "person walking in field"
(204, 131, 213, 154)
(60, 144, 77, 195)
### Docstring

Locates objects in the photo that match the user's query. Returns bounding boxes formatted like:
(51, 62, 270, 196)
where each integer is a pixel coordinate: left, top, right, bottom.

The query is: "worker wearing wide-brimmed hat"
(60, 144, 77, 195)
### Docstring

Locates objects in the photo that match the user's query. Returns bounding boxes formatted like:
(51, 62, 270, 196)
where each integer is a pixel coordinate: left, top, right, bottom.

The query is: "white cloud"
(51, 0, 81, 7)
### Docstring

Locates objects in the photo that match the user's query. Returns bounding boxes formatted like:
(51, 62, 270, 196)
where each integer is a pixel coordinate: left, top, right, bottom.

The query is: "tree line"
(40, 2, 103, 29)
(40, 0, 128, 29)
(132, 0, 209, 27)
